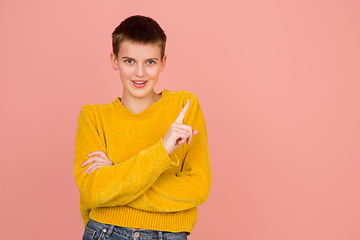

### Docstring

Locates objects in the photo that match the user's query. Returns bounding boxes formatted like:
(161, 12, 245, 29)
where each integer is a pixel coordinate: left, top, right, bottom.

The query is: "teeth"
(133, 81, 146, 84)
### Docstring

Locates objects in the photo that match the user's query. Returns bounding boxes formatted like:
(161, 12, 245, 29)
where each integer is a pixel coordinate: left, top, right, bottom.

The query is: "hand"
(81, 151, 114, 174)
(163, 100, 198, 155)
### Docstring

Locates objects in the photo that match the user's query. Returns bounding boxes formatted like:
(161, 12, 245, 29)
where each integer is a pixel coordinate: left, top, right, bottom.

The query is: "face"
(111, 41, 166, 101)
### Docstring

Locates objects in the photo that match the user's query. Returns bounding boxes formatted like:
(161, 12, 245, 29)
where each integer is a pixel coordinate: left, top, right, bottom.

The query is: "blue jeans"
(83, 219, 188, 240)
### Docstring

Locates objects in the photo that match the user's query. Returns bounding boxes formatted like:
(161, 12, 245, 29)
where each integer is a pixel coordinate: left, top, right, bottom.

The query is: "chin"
(131, 89, 152, 98)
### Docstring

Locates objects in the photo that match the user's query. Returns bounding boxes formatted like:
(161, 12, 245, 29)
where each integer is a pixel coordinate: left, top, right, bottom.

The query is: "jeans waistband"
(87, 219, 172, 239)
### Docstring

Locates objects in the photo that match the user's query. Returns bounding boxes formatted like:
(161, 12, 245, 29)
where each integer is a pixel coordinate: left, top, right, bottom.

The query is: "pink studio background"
(1, 0, 359, 239)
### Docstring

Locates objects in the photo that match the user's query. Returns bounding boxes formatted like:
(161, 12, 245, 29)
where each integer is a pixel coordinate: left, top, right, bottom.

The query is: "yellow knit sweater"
(74, 89, 211, 234)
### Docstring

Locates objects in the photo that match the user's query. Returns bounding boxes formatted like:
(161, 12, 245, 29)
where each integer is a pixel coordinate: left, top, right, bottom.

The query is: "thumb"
(192, 129, 198, 138)
(188, 129, 198, 145)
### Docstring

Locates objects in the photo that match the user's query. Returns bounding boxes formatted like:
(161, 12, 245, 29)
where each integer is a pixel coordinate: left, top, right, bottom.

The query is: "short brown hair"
(112, 15, 167, 59)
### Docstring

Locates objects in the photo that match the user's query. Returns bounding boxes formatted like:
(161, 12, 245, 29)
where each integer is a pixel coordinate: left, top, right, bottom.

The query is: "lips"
(132, 80, 148, 88)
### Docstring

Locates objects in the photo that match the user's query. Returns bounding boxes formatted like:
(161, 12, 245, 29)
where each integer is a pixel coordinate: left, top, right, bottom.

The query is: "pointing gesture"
(174, 99, 190, 123)
(163, 100, 198, 155)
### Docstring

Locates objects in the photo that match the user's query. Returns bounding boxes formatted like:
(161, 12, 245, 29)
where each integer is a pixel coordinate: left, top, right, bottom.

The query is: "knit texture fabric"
(74, 89, 211, 234)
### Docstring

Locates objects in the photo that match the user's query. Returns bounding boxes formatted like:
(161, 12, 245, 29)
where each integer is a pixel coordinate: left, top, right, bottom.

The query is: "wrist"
(161, 138, 172, 155)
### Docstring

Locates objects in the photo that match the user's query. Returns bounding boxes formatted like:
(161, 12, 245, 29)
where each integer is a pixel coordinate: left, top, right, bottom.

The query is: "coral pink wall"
(1, 1, 359, 239)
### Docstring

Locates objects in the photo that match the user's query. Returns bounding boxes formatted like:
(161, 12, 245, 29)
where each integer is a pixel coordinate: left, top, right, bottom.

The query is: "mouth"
(132, 80, 148, 88)
(132, 80, 147, 84)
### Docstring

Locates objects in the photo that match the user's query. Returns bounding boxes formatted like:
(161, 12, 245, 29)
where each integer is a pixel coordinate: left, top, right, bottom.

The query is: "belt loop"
(105, 225, 115, 238)
(158, 231, 163, 240)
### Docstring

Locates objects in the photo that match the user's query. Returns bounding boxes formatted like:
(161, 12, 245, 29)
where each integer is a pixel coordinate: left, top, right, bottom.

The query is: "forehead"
(118, 40, 161, 58)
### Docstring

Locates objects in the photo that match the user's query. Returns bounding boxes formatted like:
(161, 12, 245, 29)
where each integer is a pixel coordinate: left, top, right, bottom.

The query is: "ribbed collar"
(112, 89, 169, 120)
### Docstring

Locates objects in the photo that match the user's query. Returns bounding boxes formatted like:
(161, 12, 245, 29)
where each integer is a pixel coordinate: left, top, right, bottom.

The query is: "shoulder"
(78, 100, 118, 117)
(164, 89, 204, 123)
(165, 89, 200, 105)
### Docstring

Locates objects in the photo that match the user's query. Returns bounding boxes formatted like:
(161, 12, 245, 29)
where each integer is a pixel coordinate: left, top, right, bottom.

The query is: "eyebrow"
(122, 57, 159, 61)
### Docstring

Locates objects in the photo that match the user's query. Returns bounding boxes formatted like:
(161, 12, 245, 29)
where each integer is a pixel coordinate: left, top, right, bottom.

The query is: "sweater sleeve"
(126, 94, 211, 212)
(74, 105, 180, 214)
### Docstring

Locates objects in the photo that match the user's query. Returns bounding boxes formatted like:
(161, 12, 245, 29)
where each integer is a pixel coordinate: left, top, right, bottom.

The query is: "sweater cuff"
(160, 138, 179, 166)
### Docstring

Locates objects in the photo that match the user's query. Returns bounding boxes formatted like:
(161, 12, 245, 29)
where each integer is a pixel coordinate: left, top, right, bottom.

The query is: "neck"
(121, 90, 162, 114)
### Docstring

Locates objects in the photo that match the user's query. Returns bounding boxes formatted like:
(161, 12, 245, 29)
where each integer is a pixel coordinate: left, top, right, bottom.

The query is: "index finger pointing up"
(175, 100, 190, 123)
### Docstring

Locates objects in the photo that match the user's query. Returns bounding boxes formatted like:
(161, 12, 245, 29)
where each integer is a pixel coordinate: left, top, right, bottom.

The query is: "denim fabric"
(83, 219, 188, 240)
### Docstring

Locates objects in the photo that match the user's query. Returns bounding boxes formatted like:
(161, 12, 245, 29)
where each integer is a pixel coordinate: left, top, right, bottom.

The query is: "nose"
(135, 63, 145, 77)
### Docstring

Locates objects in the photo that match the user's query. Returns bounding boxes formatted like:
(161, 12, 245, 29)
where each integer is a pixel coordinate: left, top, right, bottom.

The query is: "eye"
(147, 60, 156, 65)
(125, 59, 134, 64)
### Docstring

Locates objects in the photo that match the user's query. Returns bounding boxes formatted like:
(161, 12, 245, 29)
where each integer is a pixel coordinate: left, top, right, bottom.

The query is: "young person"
(74, 15, 211, 240)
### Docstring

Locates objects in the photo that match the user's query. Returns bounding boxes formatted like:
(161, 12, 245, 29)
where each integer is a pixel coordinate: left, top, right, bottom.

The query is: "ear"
(110, 52, 119, 70)
(160, 55, 167, 72)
